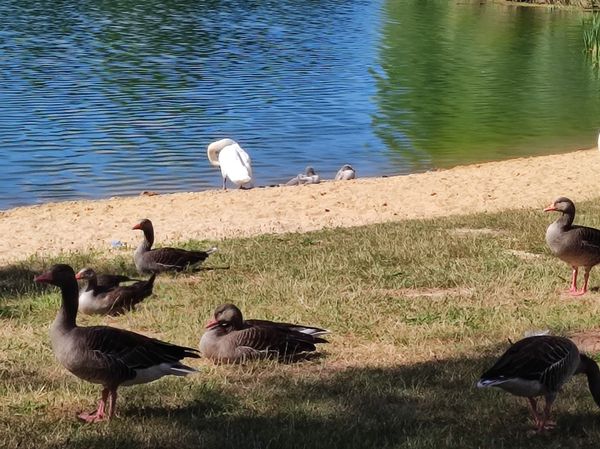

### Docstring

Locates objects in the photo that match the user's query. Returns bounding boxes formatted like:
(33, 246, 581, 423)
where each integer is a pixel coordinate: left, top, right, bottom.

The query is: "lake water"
(1, 0, 599, 210)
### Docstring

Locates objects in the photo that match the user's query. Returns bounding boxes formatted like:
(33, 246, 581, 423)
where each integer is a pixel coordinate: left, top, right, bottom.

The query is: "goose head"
(543, 197, 575, 215)
(205, 303, 244, 331)
(132, 218, 153, 232)
(75, 267, 97, 281)
(34, 264, 76, 287)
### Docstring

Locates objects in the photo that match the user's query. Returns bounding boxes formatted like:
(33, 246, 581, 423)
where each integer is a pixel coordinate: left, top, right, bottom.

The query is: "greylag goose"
(285, 166, 320, 186)
(207, 138, 253, 189)
(75, 267, 156, 316)
(478, 335, 600, 432)
(199, 303, 329, 363)
(132, 219, 217, 274)
(334, 164, 356, 181)
(89, 272, 141, 289)
(544, 197, 600, 295)
(34, 264, 200, 423)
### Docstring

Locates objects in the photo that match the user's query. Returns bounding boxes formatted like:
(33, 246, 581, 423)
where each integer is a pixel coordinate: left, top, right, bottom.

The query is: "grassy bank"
(3, 200, 600, 448)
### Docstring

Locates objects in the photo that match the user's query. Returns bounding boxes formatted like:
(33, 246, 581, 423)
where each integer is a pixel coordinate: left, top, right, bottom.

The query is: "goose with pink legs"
(544, 197, 600, 296)
(35, 264, 200, 422)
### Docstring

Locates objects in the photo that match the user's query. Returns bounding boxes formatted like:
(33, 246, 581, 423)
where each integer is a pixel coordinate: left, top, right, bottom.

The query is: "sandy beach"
(1, 147, 598, 263)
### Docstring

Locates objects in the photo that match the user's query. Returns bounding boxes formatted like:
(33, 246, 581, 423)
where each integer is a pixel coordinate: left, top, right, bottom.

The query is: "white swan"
(207, 138, 253, 190)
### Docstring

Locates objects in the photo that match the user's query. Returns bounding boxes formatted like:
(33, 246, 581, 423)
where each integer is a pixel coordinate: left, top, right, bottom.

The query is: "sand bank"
(1, 148, 598, 263)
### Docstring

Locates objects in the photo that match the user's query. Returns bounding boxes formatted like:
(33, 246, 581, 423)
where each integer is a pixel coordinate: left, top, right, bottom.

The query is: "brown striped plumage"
(545, 197, 600, 295)
(132, 219, 217, 274)
(478, 335, 600, 432)
(35, 264, 199, 423)
(199, 303, 329, 363)
(75, 267, 155, 316)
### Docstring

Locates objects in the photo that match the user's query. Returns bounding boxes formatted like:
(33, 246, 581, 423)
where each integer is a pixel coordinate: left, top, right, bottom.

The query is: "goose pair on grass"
(35, 265, 328, 423)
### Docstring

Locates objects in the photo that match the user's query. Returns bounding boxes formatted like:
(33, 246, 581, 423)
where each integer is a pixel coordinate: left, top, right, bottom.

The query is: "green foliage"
(584, 12, 600, 67)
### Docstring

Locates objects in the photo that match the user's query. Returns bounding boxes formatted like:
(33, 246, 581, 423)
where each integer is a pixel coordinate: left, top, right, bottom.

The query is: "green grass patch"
(3, 200, 600, 448)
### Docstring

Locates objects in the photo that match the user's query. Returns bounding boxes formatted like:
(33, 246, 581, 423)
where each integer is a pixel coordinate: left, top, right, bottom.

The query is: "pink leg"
(535, 397, 556, 433)
(108, 389, 118, 418)
(568, 266, 578, 293)
(78, 388, 109, 423)
(527, 397, 541, 427)
(571, 267, 591, 296)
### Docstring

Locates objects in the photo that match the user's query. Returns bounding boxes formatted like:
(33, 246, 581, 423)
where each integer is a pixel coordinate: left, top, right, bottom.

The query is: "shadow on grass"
(37, 353, 600, 449)
(0, 263, 43, 299)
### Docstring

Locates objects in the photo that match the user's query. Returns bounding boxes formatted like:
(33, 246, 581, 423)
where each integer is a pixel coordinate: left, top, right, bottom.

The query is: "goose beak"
(74, 273, 83, 280)
(34, 272, 52, 283)
(132, 223, 142, 230)
(543, 204, 557, 212)
(205, 319, 219, 329)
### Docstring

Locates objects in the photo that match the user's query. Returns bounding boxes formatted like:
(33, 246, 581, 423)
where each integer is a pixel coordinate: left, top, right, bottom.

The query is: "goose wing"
(102, 274, 156, 315)
(145, 247, 211, 271)
(479, 336, 579, 391)
(72, 325, 200, 384)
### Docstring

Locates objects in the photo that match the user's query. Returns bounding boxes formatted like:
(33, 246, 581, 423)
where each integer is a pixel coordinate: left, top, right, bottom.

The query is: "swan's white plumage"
(207, 138, 253, 188)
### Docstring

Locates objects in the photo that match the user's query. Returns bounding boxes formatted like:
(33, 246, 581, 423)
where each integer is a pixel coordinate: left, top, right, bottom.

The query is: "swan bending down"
(207, 138, 253, 190)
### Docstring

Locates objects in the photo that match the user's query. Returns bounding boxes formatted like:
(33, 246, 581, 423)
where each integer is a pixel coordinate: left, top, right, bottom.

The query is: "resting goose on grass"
(132, 219, 217, 274)
(75, 267, 155, 316)
(200, 303, 329, 363)
(35, 264, 200, 423)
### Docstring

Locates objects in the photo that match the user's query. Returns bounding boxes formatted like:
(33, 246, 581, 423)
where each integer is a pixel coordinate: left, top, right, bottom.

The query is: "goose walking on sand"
(200, 303, 329, 363)
(35, 264, 200, 423)
(544, 197, 600, 295)
(75, 267, 155, 316)
(478, 335, 600, 432)
(334, 164, 356, 181)
(207, 138, 253, 190)
(132, 219, 217, 274)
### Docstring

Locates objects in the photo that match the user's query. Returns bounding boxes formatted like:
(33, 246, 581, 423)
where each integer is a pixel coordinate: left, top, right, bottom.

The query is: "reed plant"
(584, 12, 600, 67)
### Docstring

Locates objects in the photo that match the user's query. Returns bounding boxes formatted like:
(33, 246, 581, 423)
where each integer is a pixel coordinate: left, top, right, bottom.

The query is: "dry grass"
(3, 200, 600, 448)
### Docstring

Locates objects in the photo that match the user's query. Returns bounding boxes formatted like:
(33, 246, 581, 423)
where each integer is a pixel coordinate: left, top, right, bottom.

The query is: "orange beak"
(543, 203, 557, 212)
(132, 223, 142, 230)
(34, 272, 52, 283)
(205, 318, 219, 329)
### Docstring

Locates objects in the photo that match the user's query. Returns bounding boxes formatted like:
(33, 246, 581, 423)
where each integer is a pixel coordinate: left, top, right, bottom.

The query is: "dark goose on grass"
(93, 273, 142, 289)
(544, 197, 600, 296)
(75, 267, 156, 316)
(132, 218, 217, 274)
(478, 335, 600, 432)
(199, 303, 329, 363)
(35, 264, 200, 423)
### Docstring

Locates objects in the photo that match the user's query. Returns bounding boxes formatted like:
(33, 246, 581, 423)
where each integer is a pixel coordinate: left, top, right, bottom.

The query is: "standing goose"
(544, 197, 600, 295)
(34, 264, 200, 422)
(199, 303, 329, 363)
(334, 164, 356, 181)
(207, 138, 253, 190)
(75, 267, 156, 316)
(478, 335, 600, 432)
(132, 219, 217, 274)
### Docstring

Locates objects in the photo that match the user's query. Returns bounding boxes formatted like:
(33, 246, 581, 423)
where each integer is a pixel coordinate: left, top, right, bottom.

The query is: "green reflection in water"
(374, 0, 600, 168)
